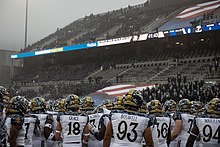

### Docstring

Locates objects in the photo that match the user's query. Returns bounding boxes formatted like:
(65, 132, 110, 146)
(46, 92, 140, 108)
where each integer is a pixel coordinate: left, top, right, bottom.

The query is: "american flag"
(176, 0, 220, 19)
(94, 84, 154, 97)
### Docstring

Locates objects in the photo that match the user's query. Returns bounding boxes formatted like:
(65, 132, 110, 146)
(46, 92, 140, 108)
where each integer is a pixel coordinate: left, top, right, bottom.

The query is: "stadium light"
(24, 0, 28, 48)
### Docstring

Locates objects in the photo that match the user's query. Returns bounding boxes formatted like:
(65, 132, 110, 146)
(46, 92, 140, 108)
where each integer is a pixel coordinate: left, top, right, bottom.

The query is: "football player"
(88, 98, 116, 145)
(103, 89, 154, 147)
(48, 98, 66, 147)
(0, 86, 8, 146)
(191, 101, 203, 115)
(163, 99, 178, 147)
(81, 96, 104, 147)
(31, 97, 55, 147)
(55, 94, 90, 147)
(186, 98, 220, 147)
(148, 99, 171, 147)
(170, 98, 195, 147)
(5, 96, 36, 147)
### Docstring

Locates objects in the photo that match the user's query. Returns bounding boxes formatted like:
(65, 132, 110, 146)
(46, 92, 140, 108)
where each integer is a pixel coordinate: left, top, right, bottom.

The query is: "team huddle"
(0, 85, 220, 147)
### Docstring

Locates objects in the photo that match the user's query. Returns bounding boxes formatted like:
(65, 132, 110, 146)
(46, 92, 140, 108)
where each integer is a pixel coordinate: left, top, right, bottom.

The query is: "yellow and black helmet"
(112, 96, 124, 110)
(0, 86, 8, 101)
(163, 99, 177, 112)
(65, 94, 80, 111)
(102, 99, 112, 110)
(46, 100, 54, 111)
(191, 101, 203, 113)
(178, 99, 191, 112)
(148, 99, 163, 113)
(3, 95, 10, 109)
(57, 98, 66, 112)
(124, 89, 143, 110)
(80, 96, 95, 111)
(31, 97, 46, 112)
(8, 96, 29, 115)
(206, 98, 220, 115)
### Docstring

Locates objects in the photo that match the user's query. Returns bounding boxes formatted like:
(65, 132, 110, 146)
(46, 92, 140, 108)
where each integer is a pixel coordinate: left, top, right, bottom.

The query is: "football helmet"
(46, 100, 54, 111)
(191, 101, 203, 113)
(112, 96, 124, 110)
(178, 99, 191, 112)
(31, 97, 46, 112)
(81, 96, 95, 111)
(148, 99, 163, 113)
(65, 94, 80, 111)
(3, 95, 10, 109)
(206, 98, 220, 115)
(57, 98, 66, 112)
(139, 101, 147, 113)
(8, 96, 29, 115)
(163, 99, 177, 112)
(102, 99, 112, 110)
(0, 86, 8, 100)
(124, 89, 143, 110)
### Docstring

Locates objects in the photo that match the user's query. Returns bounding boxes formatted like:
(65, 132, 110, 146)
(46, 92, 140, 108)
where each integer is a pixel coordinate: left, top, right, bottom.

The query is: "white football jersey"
(88, 113, 103, 147)
(32, 113, 47, 147)
(196, 117, 220, 147)
(46, 113, 60, 147)
(169, 113, 178, 147)
(5, 117, 36, 147)
(102, 108, 111, 127)
(178, 113, 195, 147)
(111, 112, 150, 146)
(60, 114, 88, 147)
(154, 116, 170, 147)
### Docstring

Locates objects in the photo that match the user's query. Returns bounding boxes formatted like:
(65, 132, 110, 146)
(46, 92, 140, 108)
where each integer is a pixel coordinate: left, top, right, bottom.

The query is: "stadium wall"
(0, 49, 22, 87)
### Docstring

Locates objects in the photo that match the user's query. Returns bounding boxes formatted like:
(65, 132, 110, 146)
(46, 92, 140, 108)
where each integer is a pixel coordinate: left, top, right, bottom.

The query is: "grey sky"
(0, 0, 146, 51)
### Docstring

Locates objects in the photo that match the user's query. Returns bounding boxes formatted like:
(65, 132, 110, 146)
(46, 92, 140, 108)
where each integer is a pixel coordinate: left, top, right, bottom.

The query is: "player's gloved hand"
(88, 123, 98, 135)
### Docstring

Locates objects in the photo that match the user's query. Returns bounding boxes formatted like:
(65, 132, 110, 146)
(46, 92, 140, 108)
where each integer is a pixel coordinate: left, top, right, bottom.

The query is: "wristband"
(56, 130, 61, 134)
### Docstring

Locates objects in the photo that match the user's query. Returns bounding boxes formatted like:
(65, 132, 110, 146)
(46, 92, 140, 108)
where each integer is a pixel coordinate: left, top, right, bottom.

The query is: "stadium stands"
(21, 3, 182, 53)
(7, 0, 220, 101)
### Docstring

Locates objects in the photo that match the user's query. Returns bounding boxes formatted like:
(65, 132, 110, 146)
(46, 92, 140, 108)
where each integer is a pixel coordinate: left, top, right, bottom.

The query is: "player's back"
(31, 113, 47, 147)
(88, 112, 103, 147)
(5, 116, 36, 147)
(196, 116, 220, 147)
(178, 113, 195, 147)
(60, 113, 88, 147)
(111, 111, 150, 147)
(154, 116, 171, 147)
